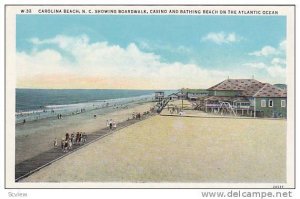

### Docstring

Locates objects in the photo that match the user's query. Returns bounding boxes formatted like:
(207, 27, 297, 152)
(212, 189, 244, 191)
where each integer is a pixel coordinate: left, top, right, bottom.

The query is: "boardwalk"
(15, 113, 155, 182)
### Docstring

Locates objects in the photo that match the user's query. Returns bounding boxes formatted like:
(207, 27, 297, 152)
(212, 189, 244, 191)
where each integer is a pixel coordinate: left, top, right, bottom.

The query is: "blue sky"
(16, 15, 287, 89)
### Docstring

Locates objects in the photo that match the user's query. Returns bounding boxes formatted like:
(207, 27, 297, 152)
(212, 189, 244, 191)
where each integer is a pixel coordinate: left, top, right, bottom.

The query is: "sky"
(16, 15, 287, 89)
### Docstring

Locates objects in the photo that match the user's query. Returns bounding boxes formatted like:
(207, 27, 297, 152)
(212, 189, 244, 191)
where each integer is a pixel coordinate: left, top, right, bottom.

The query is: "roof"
(253, 83, 287, 98)
(208, 79, 263, 91)
(168, 93, 179, 97)
(203, 96, 248, 102)
(182, 89, 208, 94)
(240, 82, 265, 97)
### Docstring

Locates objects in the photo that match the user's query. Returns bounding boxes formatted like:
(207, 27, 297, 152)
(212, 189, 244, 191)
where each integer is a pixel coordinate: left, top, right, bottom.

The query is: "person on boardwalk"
(79, 133, 83, 144)
(82, 132, 87, 143)
(68, 139, 72, 150)
(61, 138, 65, 151)
(65, 133, 70, 141)
(76, 132, 80, 144)
(71, 133, 75, 145)
(63, 140, 68, 152)
(109, 119, 113, 130)
(53, 138, 58, 148)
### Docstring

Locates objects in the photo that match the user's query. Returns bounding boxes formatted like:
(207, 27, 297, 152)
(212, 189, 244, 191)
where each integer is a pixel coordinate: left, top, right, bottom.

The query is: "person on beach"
(179, 111, 183, 116)
(23, 119, 26, 124)
(113, 121, 117, 128)
(53, 138, 58, 148)
(109, 119, 113, 130)
(94, 114, 97, 118)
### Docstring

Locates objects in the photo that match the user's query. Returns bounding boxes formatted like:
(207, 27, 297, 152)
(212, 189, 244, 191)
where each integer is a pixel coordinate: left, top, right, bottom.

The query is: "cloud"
(29, 35, 90, 49)
(244, 62, 285, 80)
(245, 39, 286, 83)
(137, 40, 191, 54)
(279, 40, 286, 51)
(243, 62, 266, 69)
(18, 34, 237, 89)
(244, 58, 286, 83)
(271, 57, 286, 65)
(248, 46, 278, 57)
(249, 39, 286, 57)
(201, 32, 241, 44)
(18, 35, 288, 88)
(266, 65, 286, 78)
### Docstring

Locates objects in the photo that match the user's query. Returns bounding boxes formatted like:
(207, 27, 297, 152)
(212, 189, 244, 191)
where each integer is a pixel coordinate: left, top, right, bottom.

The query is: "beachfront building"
(252, 83, 287, 117)
(184, 89, 209, 101)
(198, 79, 287, 118)
(168, 93, 180, 101)
(154, 91, 164, 102)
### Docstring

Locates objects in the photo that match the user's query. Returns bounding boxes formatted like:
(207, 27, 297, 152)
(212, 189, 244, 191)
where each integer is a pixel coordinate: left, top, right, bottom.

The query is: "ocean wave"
(15, 93, 154, 124)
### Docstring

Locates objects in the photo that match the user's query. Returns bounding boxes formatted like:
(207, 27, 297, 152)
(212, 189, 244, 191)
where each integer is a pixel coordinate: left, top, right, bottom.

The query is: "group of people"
(53, 132, 87, 152)
(167, 105, 185, 116)
(132, 112, 141, 120)
(129, 111, 152, 121)
(106, 119, 117, 130)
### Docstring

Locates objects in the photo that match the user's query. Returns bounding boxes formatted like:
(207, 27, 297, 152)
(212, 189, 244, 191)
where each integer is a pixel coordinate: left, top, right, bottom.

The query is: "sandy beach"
(21, 106, 286, 183)
(16, 101, 156, 164)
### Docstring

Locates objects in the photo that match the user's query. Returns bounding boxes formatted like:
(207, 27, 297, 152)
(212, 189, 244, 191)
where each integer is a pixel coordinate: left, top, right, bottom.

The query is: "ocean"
(16, 89, 172, 124)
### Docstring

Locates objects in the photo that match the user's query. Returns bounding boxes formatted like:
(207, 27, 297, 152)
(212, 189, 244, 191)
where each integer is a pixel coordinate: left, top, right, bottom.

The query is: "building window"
(281, 100, 286, 107)
(269, 100, 273, 107)
(261, 99, 266, 107)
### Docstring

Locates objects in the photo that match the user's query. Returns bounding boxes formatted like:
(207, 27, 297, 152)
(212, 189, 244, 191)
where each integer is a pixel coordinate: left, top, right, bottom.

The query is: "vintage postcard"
(5, 5, 295, 188)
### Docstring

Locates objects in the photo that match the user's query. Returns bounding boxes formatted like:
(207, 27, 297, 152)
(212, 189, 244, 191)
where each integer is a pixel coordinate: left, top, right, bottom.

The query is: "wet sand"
(21, 112, 286, 183)
(16, 102, 156, 164)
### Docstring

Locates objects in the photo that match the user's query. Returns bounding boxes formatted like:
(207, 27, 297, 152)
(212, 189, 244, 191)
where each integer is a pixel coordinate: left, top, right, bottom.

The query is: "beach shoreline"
(15, 100, 156, 164)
